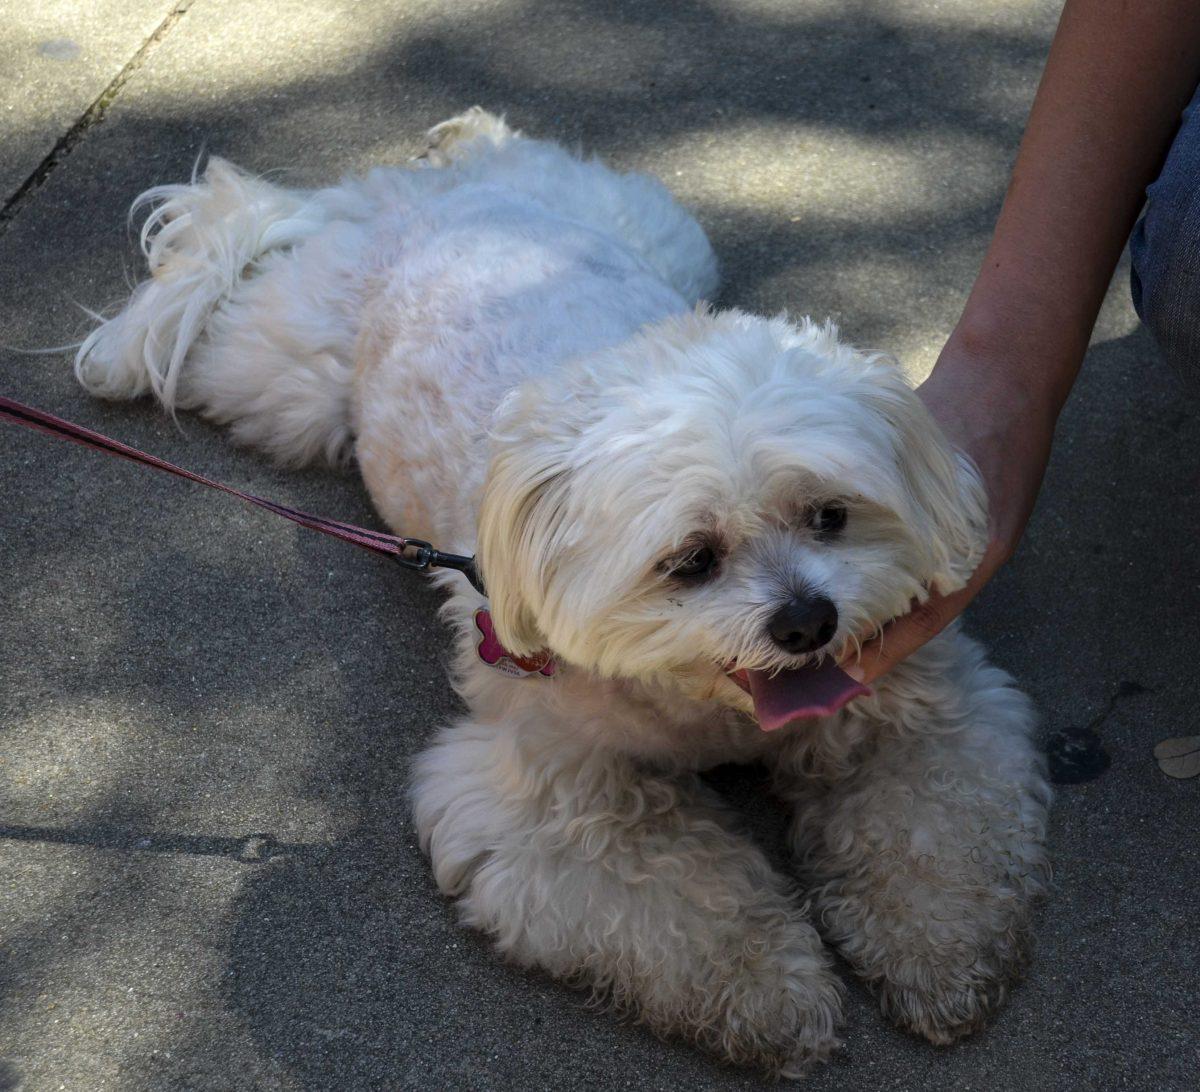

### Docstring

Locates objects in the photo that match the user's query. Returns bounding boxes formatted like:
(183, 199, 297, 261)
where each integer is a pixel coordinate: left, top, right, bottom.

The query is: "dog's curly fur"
(76, 109, 1050, 1077)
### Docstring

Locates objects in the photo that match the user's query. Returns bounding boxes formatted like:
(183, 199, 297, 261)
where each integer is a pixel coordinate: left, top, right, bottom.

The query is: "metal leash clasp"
(395, 538, 435, 573)
(395, 538, 487, 596)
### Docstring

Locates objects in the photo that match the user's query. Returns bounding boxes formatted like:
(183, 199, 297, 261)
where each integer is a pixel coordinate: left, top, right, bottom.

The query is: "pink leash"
(0, 394, 485, 592)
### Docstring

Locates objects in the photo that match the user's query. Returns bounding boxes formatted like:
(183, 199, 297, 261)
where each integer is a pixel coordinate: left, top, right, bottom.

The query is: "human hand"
(842, 335, 1059, 685)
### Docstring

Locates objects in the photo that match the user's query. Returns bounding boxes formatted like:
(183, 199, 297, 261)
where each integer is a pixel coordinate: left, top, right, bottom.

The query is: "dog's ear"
(862, 367, 989, 594)
(475, 409, 574, 658)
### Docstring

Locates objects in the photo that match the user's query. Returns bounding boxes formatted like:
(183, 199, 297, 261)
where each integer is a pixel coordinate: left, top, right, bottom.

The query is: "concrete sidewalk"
(1, 1, 1197, 1089)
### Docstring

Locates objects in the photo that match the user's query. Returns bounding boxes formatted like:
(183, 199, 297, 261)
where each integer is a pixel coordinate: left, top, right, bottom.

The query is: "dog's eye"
(665, 545, 719, 581)
(810, 504, 848, 536)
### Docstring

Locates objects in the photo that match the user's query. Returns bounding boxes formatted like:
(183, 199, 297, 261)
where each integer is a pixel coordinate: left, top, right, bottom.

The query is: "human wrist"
(932, 305, 1083, 428)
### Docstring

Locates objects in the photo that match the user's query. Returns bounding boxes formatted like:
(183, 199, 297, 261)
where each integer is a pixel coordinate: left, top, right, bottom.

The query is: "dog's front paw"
(852, 916, 1031, 1046)
(773, 965, 845, 1078)
(876, 973, 1010, 1046)
(814, 865, 1037, 1047)
(672, 927, 844, 1078)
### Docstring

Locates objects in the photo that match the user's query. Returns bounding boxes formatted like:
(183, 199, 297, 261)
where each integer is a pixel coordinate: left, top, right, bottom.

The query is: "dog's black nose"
(768, 595, 838, 654)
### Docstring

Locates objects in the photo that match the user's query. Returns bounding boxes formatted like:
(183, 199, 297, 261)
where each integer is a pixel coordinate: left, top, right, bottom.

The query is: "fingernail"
(842, 661, 867, 684)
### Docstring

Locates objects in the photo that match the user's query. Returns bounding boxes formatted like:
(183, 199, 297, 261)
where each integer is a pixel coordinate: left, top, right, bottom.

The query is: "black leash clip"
(396, 539, 487, 596)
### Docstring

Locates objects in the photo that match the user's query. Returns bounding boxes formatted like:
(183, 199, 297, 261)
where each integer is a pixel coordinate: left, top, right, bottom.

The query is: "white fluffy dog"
(76, 109, 1050, 1077)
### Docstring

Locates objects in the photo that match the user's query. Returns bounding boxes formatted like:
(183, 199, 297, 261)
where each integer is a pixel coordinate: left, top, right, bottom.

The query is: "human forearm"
(946, 0, 1200, 416)
(848, 1, 1200, 683)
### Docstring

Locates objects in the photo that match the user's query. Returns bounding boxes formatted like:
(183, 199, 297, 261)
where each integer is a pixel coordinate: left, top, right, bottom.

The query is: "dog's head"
(476, 309, 986, 716)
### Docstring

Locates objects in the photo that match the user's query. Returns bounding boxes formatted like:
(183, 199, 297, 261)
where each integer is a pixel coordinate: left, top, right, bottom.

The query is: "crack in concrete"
(0, 822, 322, 865)
(0, 1, 196, 235)
(1083, 678, 1150, 734)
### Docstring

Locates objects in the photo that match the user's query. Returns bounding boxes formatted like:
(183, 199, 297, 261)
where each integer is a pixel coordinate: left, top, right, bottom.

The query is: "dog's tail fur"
(77, 159, 322, 406)
(76, 158, 362, 466)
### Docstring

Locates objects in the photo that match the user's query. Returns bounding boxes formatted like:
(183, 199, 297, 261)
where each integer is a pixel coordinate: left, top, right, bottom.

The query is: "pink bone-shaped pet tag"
(474, 608, 556, 678)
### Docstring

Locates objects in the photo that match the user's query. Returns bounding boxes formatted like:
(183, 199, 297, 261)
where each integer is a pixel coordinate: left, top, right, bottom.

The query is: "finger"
(840, 531, 1013, 685)
(843, 584, 975, 685)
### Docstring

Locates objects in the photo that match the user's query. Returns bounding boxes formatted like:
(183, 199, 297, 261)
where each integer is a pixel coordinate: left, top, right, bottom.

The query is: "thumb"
(841, 533, 1012, 684)
(842, 584, 975, 686)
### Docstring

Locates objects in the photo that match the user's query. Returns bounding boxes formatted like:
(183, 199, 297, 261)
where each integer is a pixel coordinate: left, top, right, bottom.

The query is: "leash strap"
(0, 395, 485, 592)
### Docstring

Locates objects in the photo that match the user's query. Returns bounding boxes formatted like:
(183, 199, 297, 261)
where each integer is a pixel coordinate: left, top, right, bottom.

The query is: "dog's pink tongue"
(746, 661, 870, 731)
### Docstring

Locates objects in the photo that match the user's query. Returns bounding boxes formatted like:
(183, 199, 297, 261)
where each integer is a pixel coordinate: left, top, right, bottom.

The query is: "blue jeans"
(1130, 86, 1200, 388)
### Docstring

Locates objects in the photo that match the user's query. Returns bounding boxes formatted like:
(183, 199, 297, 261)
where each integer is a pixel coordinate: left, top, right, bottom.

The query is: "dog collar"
(474, 608, 556, 678)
